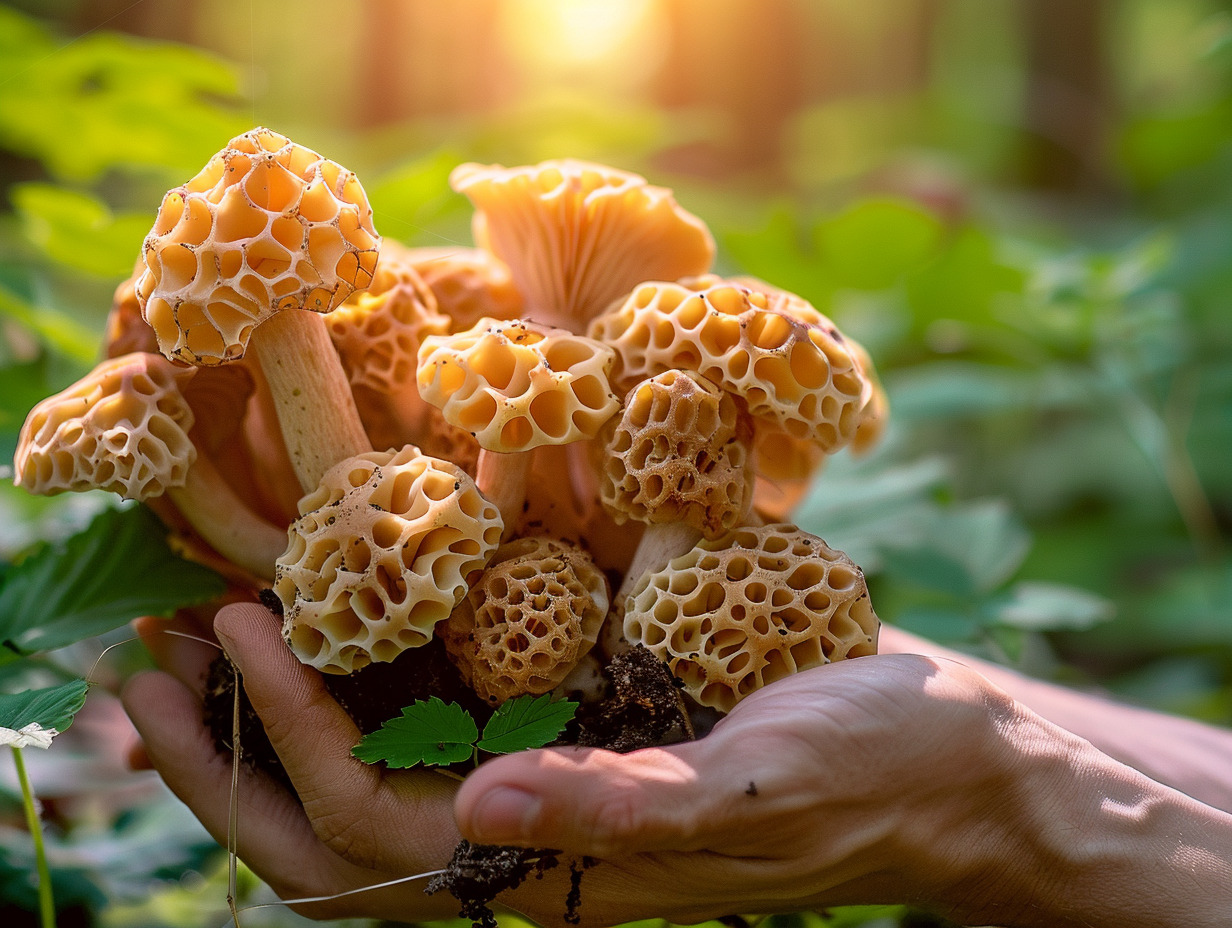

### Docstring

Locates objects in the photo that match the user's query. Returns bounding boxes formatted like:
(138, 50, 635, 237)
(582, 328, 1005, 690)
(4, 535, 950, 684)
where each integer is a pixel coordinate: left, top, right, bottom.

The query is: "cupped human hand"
(122, 601, 465, 922)
(454, 651, 1056, 927)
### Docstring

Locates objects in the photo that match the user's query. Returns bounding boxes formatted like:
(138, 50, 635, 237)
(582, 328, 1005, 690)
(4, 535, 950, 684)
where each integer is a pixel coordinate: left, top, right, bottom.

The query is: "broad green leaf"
(984, 582, 1114, 632)
(352, 697, 478, 767)
(816, 198, 943, 290)
(0, 505, 225, 655)
(478, 694, 577, 755)
(0, 678, 88, 733)
(13, 183, 150, 278)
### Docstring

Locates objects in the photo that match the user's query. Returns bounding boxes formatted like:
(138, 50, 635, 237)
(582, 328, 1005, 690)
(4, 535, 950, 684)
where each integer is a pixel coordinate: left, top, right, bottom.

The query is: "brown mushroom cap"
(397, 245, 524, 332)
(749, 420, 827, 523)
(623, 524, 879, 713)
(14, 352, 196, 500)
(274, 445, 503, 674)
(589, 279, 871, 453)
(450, 159, 714, 333)
(599, 369, 753, 539)
(137, 127, 379, 365)
(439, 536, 609, 705)
(105, 261, 160, 358)
(417, 318, 619, 453)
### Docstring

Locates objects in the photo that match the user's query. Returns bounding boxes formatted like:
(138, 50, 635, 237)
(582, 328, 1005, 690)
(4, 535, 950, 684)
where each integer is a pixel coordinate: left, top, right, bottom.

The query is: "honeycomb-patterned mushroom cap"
(417, 318, 619, 452)
(137, 127, 380, 365)
(14, 352, 196, 501)
(450, 159, 714, 333)
(589, 280, 871, 452)
(326, 271, 450, 450)
(399, 245, 524, 332)
(624, 524, 879, 713)
(600, 369, 753, 539)
(274, 446, 504, 674)
(440, 536, 609, 705)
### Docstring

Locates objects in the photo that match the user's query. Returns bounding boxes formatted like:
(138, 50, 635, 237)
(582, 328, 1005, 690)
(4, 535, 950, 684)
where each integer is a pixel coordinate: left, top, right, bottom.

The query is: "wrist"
(937, 705, 1232, 927)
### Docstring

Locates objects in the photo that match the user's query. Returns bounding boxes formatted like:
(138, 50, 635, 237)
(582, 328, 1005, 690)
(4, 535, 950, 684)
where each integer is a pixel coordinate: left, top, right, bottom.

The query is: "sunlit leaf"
(13, 183, 149, 278)
(352, 697, 478, 767)
(0, 505, 225, 656)
(478, 694, 576, 755)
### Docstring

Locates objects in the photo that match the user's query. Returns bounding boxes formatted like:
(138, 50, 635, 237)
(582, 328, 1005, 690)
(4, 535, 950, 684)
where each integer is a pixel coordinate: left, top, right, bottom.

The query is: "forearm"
(880, 625, 1232, 811)
(947, 711, 1232, 928)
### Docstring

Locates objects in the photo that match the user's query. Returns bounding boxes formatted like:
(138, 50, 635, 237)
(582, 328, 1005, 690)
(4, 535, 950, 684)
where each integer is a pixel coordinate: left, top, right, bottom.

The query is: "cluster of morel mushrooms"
(14, 128, 885, 720)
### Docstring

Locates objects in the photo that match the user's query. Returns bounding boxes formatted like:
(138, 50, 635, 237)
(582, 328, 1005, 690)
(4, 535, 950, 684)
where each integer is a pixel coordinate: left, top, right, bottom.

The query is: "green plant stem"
(12, 746, 55, 928)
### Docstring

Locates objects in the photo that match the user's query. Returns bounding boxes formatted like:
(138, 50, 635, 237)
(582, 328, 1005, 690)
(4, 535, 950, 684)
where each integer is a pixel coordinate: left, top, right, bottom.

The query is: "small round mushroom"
(450, 159, 714, 333)
(273, 445, 504, 674)
(416, 317, 620, 530)
(439, 535, 609, 706)
(623, 523, 879, 713)
(136, 127, 379, 493)
(13, 352, 286, 579)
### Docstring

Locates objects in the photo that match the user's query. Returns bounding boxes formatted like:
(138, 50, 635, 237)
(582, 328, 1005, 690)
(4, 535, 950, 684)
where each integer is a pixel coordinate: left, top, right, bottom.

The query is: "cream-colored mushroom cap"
(450, 159, 714, 333)
(600, 369, 753, 539)
(440, 536, 609, 705)
(417, 318, 619, 453)
(137, 127, 380, 365)
(274, 446, 504, 674)
(590, 279, 871, 452)
(14, 352, 196, 501)
(624, 524, 879, 713)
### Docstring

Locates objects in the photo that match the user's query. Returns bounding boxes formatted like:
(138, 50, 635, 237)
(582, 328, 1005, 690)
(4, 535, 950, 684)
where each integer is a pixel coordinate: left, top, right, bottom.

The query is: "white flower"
(0, 723, 59, 750)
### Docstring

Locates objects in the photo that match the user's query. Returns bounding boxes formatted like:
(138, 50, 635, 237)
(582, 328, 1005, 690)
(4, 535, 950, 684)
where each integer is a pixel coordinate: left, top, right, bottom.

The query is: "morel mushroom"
(439, 536, 608, 706)
(623, 523, 879, 713)
(416, 318, 619, 530)
(273, 445, 504, 674)
(136, 127, 378, 493)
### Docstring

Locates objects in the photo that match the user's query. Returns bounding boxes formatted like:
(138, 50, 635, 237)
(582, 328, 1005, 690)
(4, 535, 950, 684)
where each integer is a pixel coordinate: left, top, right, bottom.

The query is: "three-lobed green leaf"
(353, 694, 577, 768)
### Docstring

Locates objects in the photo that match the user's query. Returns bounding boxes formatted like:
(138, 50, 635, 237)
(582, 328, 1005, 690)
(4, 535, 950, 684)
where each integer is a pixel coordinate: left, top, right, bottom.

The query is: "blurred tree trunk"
(1018, 0, 1111, 195)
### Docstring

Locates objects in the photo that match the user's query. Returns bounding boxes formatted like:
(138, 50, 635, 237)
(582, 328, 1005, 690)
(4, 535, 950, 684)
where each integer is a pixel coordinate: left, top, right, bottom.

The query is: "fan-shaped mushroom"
(273, 445, 504, 674)
(450, 159, 714, 333)
(623, 524, 879, 713)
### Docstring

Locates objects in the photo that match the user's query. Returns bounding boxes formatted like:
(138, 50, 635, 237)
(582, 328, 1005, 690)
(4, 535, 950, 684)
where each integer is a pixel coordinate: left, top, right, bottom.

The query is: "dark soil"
(573, 645, 695, 752)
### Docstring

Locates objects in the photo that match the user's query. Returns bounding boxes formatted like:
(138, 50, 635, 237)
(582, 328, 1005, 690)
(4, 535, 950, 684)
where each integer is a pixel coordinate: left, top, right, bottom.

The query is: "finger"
(454, 740, 750, 858)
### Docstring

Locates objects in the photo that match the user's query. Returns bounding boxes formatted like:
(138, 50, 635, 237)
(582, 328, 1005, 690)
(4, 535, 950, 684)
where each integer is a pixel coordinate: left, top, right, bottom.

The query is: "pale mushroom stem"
(475, 450, 534, 532)
(251, 309, 373, 494)
(615, 521, 703, 605)
(166, 453, 287, 581)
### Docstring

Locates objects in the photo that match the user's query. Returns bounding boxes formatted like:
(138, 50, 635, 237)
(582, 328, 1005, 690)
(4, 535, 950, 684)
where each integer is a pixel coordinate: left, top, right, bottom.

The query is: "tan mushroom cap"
(749, 420, 827, 522)
(137, 127, 380, 365)
(14, 352, 196, 500)
(274, 446, 504, 674)
(326, 271, 450, 450)
(440, 536, 609, 705)
(591, 279, 872, 452)
(450, 159, 714, 333)
(398, 245, 524, 332)
(624, 524, 879, 713)
(600, 369, 753, 539)
(417, 318, 619, 453)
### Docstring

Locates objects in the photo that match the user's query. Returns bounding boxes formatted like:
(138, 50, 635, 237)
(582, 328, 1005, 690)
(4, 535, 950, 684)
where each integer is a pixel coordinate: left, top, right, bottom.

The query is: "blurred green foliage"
(0, 3, 1229, 927)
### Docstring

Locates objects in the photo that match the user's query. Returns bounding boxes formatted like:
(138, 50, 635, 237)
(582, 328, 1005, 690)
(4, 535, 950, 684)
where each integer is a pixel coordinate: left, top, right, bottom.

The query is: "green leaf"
(352, 697, 478, 767)
(0, 679, 88, 733)
(13, 183, 150, 278)
(0, 505, 226, 656)
(816, 198, 943, 290)
(478, 694, 577, 755)
(984, 581, 1114, 632)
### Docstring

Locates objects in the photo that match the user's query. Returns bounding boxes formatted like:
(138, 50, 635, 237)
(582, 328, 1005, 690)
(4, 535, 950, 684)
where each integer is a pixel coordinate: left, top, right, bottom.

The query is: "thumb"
(454, 741, 732, 858)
